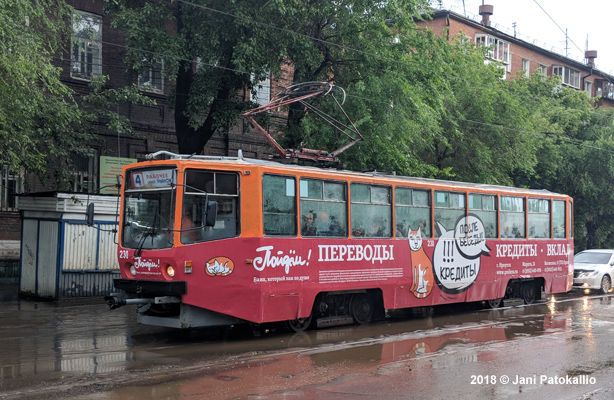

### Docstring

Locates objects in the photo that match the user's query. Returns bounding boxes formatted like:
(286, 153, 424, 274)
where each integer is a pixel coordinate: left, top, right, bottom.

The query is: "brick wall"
(420, 10, 614, 105)
(0, 212, 20, 241)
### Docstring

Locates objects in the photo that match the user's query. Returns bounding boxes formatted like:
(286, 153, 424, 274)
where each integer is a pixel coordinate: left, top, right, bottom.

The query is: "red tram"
(105, 151, 574, 331)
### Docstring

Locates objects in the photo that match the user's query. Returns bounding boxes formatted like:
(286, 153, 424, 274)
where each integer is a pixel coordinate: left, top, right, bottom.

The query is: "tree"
(0, 0, 152, 190)
(105, 0, 286, 154)
(103, 0, 434, 157)
(511, 79, 614, 250)
(0, 0, 89, 181)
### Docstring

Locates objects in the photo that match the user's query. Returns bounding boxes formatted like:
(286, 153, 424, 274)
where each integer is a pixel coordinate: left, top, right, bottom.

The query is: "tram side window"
(351, 183, 392, 238)
(263, 175, 297, 236)
(434, 191, 465, 238)
(500, 196, 525, 238)
(468, 193, 497, 238)
(395, 187, 431, 238)
(183, 170, 239, 243)
(552, 200, 565, 238)
(528, 198, 550, 238)
(300, 179, 347, 237)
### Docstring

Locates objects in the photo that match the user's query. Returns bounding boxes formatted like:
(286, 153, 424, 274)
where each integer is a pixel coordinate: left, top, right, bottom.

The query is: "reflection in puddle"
(0, 289, 596, 398)
(120, 316, 573, 400)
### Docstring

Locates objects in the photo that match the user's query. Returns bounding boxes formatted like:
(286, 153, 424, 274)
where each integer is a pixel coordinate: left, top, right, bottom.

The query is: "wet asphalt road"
(1, 284, 614, 400)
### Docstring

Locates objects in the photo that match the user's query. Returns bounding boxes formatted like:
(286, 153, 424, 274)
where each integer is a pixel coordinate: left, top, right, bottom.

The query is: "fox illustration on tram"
(102, 83, 574, 332)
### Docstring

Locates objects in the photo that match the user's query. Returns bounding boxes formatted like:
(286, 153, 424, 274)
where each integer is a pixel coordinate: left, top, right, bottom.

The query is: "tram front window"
(122, 191, 174, 249)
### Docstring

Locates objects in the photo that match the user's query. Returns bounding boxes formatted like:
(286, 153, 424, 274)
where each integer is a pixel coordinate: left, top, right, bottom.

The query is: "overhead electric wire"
(51, 0, 614, 155)
(532, 0, 584, 56)
(171, 0, 614, 115)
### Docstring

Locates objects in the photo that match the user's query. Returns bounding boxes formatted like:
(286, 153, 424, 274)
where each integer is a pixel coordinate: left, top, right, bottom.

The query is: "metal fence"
(0, 261, 19, 279)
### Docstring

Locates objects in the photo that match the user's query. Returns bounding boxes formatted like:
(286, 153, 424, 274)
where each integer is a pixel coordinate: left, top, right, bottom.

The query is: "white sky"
(435, 0, 614, 74)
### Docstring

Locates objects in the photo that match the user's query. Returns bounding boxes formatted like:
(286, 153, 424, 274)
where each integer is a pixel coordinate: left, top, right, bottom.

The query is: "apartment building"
(419, 5, 614, 108)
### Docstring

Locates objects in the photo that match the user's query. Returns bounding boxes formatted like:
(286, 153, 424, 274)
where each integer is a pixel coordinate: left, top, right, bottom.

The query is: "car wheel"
(600, 275, 612, 294)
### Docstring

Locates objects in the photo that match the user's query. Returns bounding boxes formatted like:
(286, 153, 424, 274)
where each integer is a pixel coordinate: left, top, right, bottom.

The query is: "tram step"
(316, 315, 354, 328)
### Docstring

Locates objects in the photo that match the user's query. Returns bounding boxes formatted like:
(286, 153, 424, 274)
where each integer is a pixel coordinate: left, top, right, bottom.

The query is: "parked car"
(573, 249, 614, 294)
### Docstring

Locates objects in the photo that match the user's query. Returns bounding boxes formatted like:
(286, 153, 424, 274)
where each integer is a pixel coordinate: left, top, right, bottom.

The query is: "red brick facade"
(418, 8, 614, 108)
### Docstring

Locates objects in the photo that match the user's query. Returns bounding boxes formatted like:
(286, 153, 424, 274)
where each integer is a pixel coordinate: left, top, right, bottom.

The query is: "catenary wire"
(55, 2, 614, 155)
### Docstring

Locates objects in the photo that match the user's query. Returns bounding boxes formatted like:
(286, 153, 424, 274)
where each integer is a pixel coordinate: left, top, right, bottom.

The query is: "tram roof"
(143, 151, 570, 198)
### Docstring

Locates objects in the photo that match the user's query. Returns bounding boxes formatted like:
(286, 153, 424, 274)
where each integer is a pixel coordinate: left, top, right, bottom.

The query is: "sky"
(435, 0, 614, 74)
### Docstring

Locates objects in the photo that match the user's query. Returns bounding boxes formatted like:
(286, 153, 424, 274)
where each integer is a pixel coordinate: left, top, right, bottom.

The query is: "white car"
(573, 249, 614, 294)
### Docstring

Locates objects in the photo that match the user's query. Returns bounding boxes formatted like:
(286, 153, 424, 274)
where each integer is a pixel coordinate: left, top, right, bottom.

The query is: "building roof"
(428, 8, 614, 84)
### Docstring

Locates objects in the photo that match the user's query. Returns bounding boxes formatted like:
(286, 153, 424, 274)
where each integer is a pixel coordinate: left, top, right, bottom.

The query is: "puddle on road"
(0, 290, 608, 398)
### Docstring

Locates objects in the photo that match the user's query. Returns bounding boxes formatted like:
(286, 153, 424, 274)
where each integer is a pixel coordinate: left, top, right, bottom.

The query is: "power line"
(55, 51, 614, 156)
(171, 0, 614, 113)
(67, 0, 612, 116)
(532, 0, 584, 56)
(54, 2, 614, 155)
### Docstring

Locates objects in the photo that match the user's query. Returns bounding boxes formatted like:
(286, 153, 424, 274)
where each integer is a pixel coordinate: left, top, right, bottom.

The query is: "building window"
(522, 59, 530, 77)
(553, 66, 580, 89)
(251, 72, 271, 105)
(460, 34, 471, 47)
(475, 34, 510, 79)
(540, 65, 548, 75)
(475, 34, 510, 65)
(71, 11, 102, 81)
(138, 60, 164, 93)
(0, 166, 22, 211)
(601, 81, 614, 100)
(70, 153, 96, 193)
(585, 81, 593, 97)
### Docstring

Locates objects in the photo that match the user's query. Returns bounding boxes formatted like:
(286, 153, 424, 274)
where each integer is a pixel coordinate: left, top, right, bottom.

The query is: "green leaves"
(0, 0, 81, 176)
(99, 0, 614, 249)
(0, 1, 159, 189)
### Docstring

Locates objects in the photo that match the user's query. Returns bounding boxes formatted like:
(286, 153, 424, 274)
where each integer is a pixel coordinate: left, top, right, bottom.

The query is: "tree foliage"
(0, 0, 87, 180)
(0, 0, 153, 189)
(32, 0, 614, 249)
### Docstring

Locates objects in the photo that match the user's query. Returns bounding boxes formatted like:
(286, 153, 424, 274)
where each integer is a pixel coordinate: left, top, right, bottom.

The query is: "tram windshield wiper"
(135, 204, 159, 257)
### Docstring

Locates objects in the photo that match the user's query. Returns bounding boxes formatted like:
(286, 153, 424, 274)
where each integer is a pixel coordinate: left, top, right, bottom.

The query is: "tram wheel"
(522, 282, 537, 305)
(599, 275, 612, 294)
(350, 293, 374, 325)
(485, 298, 503, 309)
(285, 314, 313, 333)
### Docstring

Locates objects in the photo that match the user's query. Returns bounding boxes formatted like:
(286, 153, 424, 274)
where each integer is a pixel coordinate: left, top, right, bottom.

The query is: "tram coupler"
(104, 293, 154, 310)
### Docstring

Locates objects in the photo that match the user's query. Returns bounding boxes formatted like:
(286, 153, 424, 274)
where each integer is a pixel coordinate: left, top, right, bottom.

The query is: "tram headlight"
(129, 264, 137, 276)
(166, 265, 175, 278)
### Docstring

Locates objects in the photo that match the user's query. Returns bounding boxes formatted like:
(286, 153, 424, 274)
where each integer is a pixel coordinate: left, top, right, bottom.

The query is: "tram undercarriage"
(105, 277, 549, 333)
